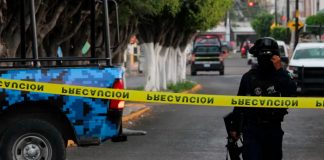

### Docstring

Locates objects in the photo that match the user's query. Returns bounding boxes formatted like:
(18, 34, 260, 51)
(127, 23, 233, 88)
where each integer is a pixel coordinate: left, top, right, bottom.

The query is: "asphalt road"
(67, 54, 324, 160)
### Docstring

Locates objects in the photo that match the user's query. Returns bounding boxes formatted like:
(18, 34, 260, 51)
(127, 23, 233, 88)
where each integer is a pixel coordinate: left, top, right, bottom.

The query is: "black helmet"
(249, 37, 279, 57)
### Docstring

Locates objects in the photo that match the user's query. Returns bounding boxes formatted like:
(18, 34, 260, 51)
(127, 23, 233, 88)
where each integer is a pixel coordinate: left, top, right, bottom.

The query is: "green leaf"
(251, 12, 274, 37)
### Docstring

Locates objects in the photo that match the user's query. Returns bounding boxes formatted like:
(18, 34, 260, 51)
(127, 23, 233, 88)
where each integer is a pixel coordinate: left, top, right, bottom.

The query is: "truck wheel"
(0, 118, 65, 160)
(111, 120, 127, 142)
(220, 70, 224, 75)
(191, 71, 197, 76)
(111, 127, 127, 142)
(247, 59, 252, 65)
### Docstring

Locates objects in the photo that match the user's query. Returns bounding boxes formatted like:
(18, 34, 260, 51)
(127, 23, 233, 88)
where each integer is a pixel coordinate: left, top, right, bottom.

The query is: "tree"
(251, 12, 274, 37)
(136, 0, 232, 91)
(0, 0, 233, 91)
(0, 0, 135, 66)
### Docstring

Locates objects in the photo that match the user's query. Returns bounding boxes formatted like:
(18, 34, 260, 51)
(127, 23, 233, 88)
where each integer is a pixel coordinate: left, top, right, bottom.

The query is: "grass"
(167, 81, 197, 93)
(129, 81, 197, 93)
(131, 86, 145, 90)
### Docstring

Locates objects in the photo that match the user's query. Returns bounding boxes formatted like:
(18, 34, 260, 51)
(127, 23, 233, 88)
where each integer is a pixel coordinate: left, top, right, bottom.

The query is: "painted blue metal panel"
(0, 67, 123, 140)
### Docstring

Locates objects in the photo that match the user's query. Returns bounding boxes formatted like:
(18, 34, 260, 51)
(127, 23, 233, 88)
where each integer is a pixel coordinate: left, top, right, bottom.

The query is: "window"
(195, 38, 221, 46)
(279, 46, 286, 57)
(194, 46, 220, 53)
(293, 48, 324, 59)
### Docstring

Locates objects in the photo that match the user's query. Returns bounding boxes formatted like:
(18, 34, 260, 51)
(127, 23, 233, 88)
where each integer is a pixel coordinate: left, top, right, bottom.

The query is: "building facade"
(258, 0, 324, 19)
(303, 0, 324, 17)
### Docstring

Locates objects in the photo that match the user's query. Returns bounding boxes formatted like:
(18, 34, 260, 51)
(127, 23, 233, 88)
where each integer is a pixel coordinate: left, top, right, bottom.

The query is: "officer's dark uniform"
(231, 37, 297, 160)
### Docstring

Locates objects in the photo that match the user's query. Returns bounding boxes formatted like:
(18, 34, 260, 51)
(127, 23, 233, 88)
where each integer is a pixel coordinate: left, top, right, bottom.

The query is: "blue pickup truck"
(0, 1, 127, 160)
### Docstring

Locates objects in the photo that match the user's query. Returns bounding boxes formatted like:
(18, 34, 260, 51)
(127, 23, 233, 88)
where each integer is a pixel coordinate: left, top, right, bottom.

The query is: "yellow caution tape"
(0, 78, 323, 109)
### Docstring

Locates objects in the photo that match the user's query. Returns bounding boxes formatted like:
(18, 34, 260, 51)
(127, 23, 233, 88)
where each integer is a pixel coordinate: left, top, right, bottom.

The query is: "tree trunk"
(176, 47, 186, 82)
(158, 46, 170, 90)
(166, 47, 178, 84)
(143, 42, 159, 91)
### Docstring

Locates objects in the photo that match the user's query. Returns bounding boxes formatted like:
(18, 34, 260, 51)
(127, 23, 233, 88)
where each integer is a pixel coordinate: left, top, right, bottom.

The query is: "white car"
(288, 43, 324, 93)
(248, 40, 289, 69)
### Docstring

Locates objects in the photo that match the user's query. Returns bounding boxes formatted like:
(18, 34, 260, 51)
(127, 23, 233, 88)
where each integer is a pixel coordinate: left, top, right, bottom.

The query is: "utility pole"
(287, 0, 290, 24)
(20, 0, 26, 60)
(275, 0, 278, 25)
(294, 0, 299, 49)
(225, 11, 231, 42)
(286, 0, 290, 44)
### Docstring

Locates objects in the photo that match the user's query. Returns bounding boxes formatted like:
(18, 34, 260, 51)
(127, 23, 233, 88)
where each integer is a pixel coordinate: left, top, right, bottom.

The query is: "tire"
(0, 118, 66, 160)
(191, 65, 197, 76)
(247, 59, 252, 65)
(111, 120, 127, 142)
(220, 70, 224, 75)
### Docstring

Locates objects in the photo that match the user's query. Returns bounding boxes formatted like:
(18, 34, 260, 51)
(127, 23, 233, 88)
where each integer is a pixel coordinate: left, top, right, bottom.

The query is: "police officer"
(230, 37, 297, 160)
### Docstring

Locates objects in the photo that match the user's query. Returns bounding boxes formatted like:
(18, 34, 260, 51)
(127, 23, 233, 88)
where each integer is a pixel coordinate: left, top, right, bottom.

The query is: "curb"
(122, 106, 151, 123)
(67, 140, 77, 147)
(121, 83, 202, 123)
(181, 84, 202, 94)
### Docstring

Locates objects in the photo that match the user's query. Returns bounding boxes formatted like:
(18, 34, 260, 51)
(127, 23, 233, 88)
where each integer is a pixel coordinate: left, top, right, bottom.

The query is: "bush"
(271, 26, 291, 43)
(131, 81, 197, 93)
(251, 12, 274, 37)
(306, 13, 324, 35)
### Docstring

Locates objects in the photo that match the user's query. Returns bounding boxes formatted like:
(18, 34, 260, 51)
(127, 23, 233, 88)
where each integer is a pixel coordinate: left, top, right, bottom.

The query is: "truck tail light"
(110, 79, 125, 110)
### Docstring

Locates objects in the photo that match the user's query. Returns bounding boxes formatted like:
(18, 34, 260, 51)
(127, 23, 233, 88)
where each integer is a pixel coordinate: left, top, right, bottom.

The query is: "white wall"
(320, 0, 324, 11)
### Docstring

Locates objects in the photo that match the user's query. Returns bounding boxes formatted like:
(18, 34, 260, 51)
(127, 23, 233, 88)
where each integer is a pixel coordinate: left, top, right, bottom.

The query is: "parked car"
(190, 45, 225, 75)
(248, 40, 289, 69)
(277, 40, 290, 68)
(288, 43, 324, 93)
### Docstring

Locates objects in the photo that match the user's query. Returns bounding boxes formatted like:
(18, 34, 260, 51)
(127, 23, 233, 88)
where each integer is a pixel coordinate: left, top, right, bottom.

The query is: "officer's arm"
(271, 55, 297, 96)
(275, 68, 297, 97)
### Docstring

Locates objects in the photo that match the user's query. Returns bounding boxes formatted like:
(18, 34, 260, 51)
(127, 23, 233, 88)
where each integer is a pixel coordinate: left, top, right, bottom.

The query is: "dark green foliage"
(0, 0, 234, 63)
(251, 12, 274, 37)
(136, 0, 233, 45)
(305, 13, 324, 35)
(130, 81, 197, 93)
(271, 26, 291, 43)
(167, 81, 196, 93)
